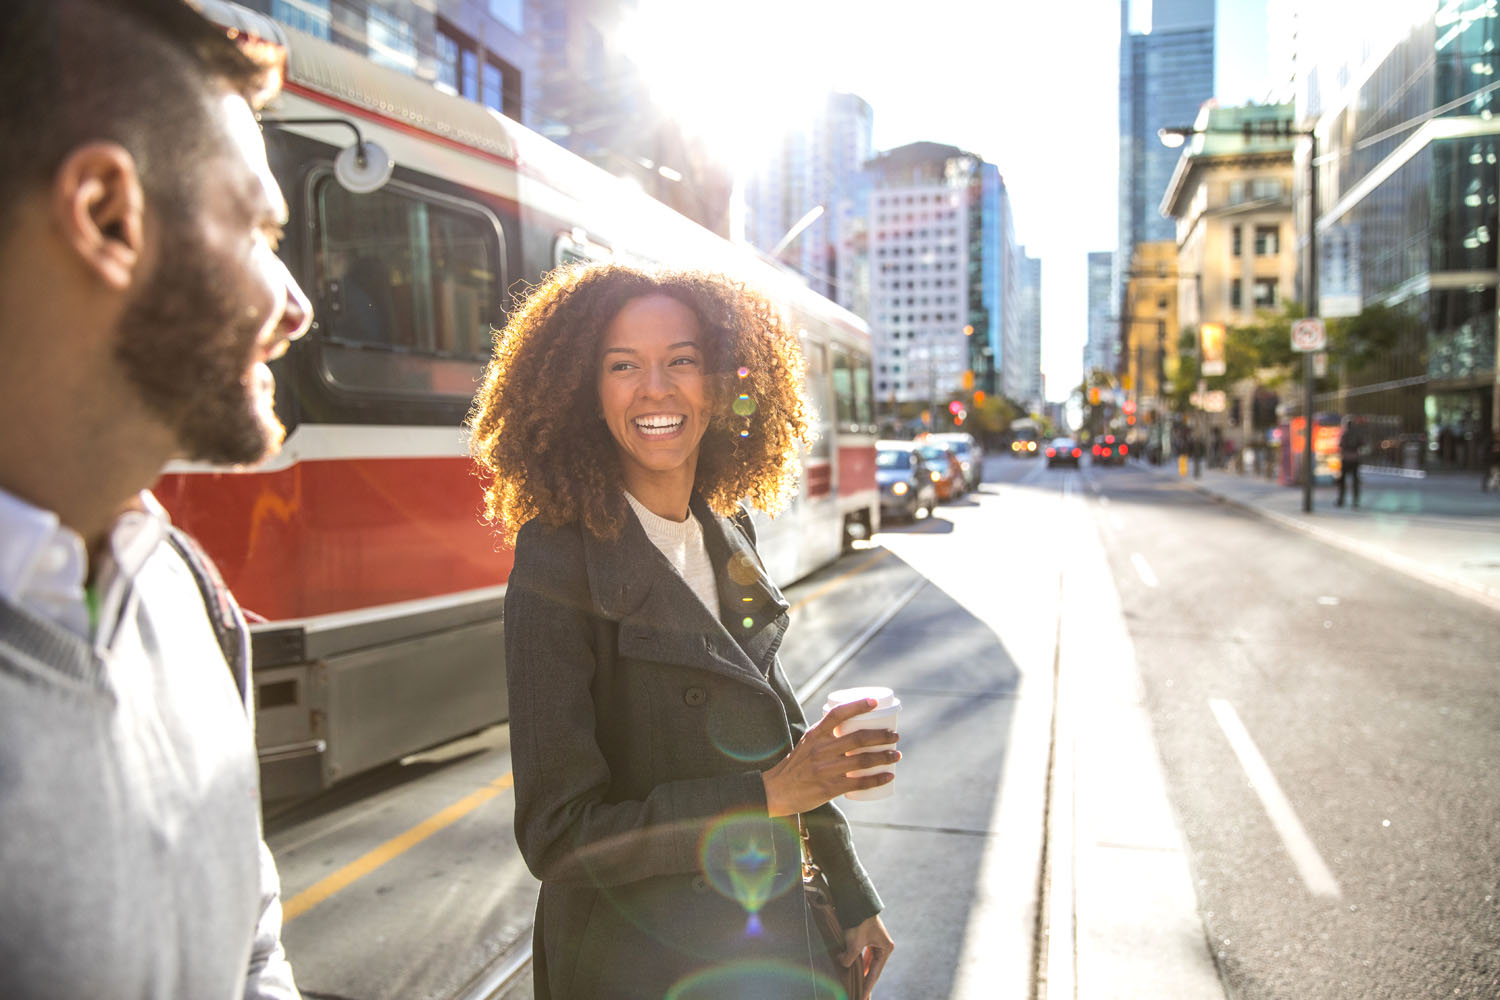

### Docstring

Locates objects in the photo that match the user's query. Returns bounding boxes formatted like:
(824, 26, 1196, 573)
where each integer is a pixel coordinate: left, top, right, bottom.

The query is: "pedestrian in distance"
(1336, 415, 1366, 507)
(0, 1, 311, 997)
(469, 262, 895, 999)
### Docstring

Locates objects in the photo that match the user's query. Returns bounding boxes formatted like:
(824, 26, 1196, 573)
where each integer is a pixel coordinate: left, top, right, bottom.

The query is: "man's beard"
(113, 225, 285, 466)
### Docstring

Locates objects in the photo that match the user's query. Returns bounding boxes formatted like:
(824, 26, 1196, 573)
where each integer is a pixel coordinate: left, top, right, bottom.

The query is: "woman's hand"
(841, 913, 894, 998)
(760, 698, 900, 818)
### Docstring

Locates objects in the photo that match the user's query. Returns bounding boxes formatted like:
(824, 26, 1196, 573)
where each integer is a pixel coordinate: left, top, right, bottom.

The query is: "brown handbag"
(801, 824, 865, 1000)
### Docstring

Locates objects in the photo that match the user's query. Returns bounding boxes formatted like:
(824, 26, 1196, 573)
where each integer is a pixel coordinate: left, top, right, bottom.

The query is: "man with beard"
(0, 1, 310, 997)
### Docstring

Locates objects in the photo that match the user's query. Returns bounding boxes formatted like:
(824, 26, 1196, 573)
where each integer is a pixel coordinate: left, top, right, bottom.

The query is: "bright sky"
(623, 0, 1273, 402)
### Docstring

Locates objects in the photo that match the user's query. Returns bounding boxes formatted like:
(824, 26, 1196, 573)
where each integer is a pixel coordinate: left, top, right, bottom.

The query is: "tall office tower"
(867, 143, 980, 410)
(1117, 0, 1215, 299)
(970, 162, 1021, 399)
(1085, 251, 1116, 376)
(1012, 252, 1043, 408)
(744, 92, 876, 312)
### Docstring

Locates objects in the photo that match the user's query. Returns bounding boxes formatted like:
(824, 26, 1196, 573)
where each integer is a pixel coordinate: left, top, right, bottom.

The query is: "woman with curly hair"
(470, 262, 895, 999)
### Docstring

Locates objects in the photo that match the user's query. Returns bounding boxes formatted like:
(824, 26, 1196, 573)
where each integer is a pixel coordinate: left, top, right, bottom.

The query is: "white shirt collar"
(0, 487, 170, 643)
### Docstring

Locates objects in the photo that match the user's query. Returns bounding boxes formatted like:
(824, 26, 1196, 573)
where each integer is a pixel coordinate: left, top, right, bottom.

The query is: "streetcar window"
(831, 346, 857, 426)
(852, 351, 874, 426)
(313, 176, 503, 397)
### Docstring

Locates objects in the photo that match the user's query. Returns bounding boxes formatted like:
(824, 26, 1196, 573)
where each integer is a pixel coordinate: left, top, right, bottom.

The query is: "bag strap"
(165, 527, 251, 712)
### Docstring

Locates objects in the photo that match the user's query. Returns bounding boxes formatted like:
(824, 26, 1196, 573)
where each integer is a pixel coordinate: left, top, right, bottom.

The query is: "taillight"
(1121, 444, 1129, 455)
(1102, 448, 1112, 457)
(1072, 448, 1082, 458)
(1046, 448, 1056, 458)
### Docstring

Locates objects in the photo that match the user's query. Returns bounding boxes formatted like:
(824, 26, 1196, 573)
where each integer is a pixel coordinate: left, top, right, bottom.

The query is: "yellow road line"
(282, 771, 515, 922)
(788, 548, 893, 614)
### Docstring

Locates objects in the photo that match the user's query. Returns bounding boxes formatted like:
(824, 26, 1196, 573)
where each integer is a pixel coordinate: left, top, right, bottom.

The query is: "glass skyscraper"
(1303, 0, 1498, 466)
(1117, 0, 1216, 299)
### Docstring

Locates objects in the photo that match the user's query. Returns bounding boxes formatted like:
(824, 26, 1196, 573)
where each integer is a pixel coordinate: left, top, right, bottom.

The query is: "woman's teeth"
(634, 416, 684, 437)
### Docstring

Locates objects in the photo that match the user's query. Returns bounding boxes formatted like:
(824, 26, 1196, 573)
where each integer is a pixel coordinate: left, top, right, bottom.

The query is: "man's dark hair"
(0, 0, 268, 229)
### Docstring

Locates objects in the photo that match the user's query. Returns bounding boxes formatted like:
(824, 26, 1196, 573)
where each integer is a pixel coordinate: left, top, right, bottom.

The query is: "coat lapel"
(694, 497, 791, 677)
(582, 500, 774, 691)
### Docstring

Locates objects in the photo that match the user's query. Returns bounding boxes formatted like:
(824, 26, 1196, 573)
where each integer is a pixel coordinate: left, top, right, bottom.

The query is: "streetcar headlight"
(930, 470, 941, 482)
(892, 481, 909, 496)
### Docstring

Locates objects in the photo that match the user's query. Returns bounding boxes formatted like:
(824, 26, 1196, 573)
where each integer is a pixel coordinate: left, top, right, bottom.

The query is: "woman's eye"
(670, 356, 700, 367)
(609, 361, 635, 372)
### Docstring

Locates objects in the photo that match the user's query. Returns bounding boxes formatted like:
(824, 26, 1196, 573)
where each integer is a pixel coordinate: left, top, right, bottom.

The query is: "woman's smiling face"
(597, 294, 713, 497)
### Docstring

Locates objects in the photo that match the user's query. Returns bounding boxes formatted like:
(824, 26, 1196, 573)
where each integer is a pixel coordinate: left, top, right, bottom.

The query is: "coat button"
(691, 876, 709, 892)
(683, 686, 707, 707)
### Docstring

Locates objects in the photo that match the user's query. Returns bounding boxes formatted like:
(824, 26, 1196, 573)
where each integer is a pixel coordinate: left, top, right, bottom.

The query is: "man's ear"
(52, 142, 146, 292)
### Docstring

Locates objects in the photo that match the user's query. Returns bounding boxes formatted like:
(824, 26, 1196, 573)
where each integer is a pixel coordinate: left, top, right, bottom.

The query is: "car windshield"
(876, 449, 911, 469)
(918, 446, 948, 463)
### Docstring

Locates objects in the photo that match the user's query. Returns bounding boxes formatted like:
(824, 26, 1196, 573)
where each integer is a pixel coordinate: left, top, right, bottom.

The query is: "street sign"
(1291, 317, 1327, 352)
(1312, 351, 1328, 377)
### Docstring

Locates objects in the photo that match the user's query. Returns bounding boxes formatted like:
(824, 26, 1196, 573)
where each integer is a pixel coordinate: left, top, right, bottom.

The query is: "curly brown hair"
(468, 262, 810, 543)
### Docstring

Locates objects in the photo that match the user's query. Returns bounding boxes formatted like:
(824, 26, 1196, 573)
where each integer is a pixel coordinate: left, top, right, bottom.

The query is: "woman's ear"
(52, 142, 146, 293)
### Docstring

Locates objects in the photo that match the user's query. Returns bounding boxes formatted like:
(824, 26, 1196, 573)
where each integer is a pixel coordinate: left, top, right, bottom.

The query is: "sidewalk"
(1139, 461, 1500, 613)
(1044, 458, 1500, 1000)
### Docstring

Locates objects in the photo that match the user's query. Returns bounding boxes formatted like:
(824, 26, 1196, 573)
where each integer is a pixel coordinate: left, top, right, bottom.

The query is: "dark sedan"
(1046, 437, 1083, 468)
(1092, 433, 1128, 466)
(877, 440, 939, 522)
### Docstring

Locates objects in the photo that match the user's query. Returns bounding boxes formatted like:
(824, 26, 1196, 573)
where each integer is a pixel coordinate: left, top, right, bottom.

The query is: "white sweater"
(624, 493, 721, 613)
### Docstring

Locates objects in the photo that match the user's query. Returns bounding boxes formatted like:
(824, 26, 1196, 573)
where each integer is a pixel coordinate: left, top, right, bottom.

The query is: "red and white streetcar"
(159, 6, 879, 800)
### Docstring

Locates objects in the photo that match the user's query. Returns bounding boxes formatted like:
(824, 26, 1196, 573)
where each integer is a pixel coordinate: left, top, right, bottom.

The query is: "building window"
(1253, 278, 1277, 308)
(482, 55, 522, 118)
(271, 0, 330, 39)
(436, 20, 481, 100)
(1249, 178, 1283, 200)
(367, 6, 417, 73)
(1231, 278, 1243, 309)
(1231, 225, 1242, 256)
(1254, 225, 1280, 256)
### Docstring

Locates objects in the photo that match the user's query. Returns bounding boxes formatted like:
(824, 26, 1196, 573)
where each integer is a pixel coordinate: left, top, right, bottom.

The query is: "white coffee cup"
(822, 686, 901, 801)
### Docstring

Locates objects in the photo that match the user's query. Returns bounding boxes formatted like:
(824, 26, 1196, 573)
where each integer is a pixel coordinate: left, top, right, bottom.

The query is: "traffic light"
(973, 390, 987, 406)
(948, 400, 963, 416)
(1088, 386, 1100, 405)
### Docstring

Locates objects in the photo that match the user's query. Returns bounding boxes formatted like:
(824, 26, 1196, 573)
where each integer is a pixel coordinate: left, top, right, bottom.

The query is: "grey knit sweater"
(0, 541, 298, 999)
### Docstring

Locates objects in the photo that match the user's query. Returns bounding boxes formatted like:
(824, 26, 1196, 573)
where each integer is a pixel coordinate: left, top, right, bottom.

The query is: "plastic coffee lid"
(824, 685, 900, 712)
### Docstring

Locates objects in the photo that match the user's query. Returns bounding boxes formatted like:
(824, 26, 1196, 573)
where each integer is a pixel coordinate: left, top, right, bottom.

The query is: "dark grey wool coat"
(504, 494, 882, 999)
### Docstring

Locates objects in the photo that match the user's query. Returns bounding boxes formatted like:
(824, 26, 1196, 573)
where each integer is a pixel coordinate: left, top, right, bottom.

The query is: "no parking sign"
(1291, 318, 1326, 352)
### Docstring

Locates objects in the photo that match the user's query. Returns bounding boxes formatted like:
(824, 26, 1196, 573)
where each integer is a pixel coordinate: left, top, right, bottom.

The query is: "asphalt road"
(1079, 459, 1500, 999)
(262, 453, 1498, 999)
(264, 466, 1057, 1000)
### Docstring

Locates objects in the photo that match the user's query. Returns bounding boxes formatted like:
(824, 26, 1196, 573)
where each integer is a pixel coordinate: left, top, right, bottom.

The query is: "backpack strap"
(166, 527, 252, 714)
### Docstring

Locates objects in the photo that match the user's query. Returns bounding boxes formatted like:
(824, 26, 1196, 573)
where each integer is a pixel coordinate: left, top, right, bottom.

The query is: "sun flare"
(616, 0, 839, 172)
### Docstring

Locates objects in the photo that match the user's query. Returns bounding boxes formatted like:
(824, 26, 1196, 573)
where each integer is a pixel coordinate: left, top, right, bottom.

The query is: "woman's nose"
(641, 363, 672, 397)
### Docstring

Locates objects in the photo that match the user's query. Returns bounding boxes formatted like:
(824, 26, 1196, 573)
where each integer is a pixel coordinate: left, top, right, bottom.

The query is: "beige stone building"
(1161, 102, 1298, 456)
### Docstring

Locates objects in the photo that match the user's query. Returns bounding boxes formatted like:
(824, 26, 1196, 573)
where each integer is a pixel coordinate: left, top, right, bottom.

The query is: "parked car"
(1046, 437, 1083, 468)
(932, 432, 984, 490)
(876, 440, 939, 522)
(916, 442, 965, 501)
(1091, 433, 1127, 466)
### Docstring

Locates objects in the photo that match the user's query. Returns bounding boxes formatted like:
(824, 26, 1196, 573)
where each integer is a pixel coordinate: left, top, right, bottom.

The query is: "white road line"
(1131, 552, 1159, 588)
(1209, 699, 1342, 899)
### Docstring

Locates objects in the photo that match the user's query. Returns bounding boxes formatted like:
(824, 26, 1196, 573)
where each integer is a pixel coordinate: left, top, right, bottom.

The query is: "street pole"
(1303, 130, 1319, 514)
